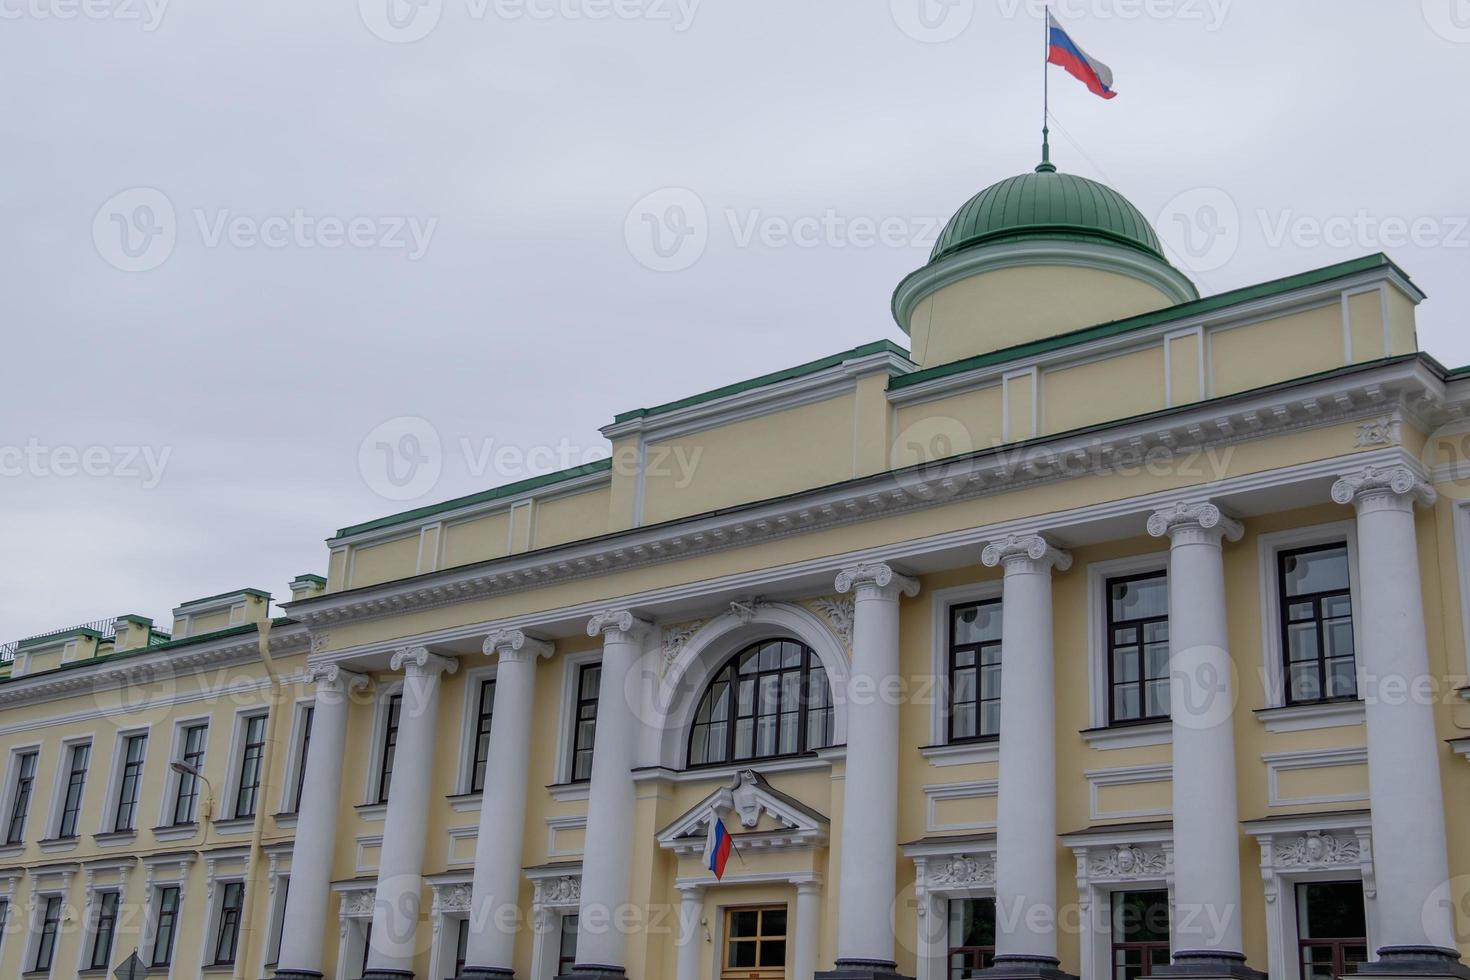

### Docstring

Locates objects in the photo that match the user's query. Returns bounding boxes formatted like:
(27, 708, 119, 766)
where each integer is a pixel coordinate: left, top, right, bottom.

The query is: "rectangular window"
(1297, 881, 1367, 980)
(234, 714, 268, 819)
(1279, 545, 1357, 705)
(456, 918, 470, 974)
(949, 600, 1003, 742)
(361, 920, 374, 975)
(152, 885, 180, 967)
(948, 897, 996, 978)
(173, 723, 208, 825)
(269, 877, 290, 963)
(6, 751, 37, 844)
(570, 664, 601, 782)
(213, 881, 245, 965)
(114, 734, 148, 831)
(1107, 573, 1171, 724)
(723, 905, 787, 979)
(90, 890, 120, 969)
(377, 694, 403, 803)
(1111, 890, 1171, 980)
(558, 914, 579, 975)
(34, 895, 62, 971)
(471, 678, 496, 793)
(292, 706, 314, 812)
(57, 742, 91, 838)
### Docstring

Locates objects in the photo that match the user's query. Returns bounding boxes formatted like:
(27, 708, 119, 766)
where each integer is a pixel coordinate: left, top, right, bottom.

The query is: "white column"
(980, 534, 1070, 975)
(793, 879, 823, 980)
(675, 886, 704, 980)
(1332, 466, 1466, 976)
(459, 630, 555, 980)
(1146, 503, 1257, 977)
(363, 646, 458, 979)
(565, 609, 652, 979)
(821, 562, 918, 979)
(274, 664, 369, 980)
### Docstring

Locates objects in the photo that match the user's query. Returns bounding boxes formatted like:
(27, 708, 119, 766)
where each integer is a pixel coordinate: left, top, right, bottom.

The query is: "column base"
(359, 971, 416, 980)
(455, 969, 517, 980)
(970, 954, 1078, 980)
(1154, 951, 1266, 980)
(271, 972, 326, 980)
(554, 965, 628, 980)
(1356, 947, 1470, 980)
(814, 958, 914, 980)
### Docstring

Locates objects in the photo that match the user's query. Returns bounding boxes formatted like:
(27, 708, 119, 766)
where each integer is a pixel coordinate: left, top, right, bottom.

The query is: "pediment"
(656, 769, 829, 855)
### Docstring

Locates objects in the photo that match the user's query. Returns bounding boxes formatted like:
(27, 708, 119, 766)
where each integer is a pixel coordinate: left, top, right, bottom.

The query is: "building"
(2, 155, 1469, 980)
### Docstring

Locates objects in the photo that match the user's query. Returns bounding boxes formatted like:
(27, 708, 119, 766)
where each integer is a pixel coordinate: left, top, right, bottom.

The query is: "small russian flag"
(1047, 13, 1117, 100)
(704, 815, 734, 880)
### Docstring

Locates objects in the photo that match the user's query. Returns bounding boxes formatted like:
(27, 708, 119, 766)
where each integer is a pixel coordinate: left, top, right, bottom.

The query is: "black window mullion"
(7, 751, 36, 844)
(687, 640, 832, 768)
(472, 678, 496, 793)
(1279, 545, 1356, 706)
(377, 695, 402, 804)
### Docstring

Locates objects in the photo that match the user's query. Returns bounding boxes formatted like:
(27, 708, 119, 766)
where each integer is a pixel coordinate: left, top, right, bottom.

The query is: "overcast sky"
(3, 0, 1467, 640)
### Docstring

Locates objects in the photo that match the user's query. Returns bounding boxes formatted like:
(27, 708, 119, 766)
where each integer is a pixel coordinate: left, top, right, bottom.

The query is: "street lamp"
(169, 759, 215, 825)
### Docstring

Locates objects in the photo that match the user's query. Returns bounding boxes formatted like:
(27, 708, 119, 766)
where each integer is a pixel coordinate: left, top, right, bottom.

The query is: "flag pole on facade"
(1042, 0, 1052, 171)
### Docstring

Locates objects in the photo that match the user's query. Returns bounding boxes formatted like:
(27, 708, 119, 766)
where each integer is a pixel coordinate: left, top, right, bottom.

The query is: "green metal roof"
(931, 168, 1165, 263)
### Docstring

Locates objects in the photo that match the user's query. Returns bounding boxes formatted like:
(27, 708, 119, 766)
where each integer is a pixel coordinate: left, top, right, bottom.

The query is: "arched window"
(688, 639, 833, 767)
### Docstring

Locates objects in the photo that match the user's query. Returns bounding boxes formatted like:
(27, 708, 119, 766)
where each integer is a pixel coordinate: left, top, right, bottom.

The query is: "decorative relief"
(729, 598, 769, 624)
(483, 628, 554, 662)
(1354, 417, 1401, 448)
(1276, 831, 1360, 869)
(1088, 844, 1169, 881)
(309, 631, 332, 656)
(533, 875, 581, 908)
(1331, 464, 1435, 508)
(341, 888, 376, 917)
(432, 882, 473, 914)
(980, 534, 1072, 572)
(1146, 501, 1244, 543)
(661, 620, 705, 671)
(928, 854, 996, 887)
(806, 596, 855, 648)
(835, 563, 920, 599)
(587, 609, 652, 639)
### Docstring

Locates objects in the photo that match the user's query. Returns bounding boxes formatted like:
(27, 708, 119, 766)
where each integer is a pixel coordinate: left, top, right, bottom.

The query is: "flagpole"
(1041, 0, 1052, 171)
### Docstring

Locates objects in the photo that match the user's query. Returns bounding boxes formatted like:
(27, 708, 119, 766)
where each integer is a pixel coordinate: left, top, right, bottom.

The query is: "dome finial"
(1037, 125, 1056, 173)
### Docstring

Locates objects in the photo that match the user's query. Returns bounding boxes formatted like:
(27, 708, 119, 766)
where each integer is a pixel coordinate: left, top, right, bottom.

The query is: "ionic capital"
(587, 609, 653, 640)
(834, 562, 920, 601)
(305, 663, 371, 694)
(1331, 464, 1436, 511)
(390, 645, 459, 676)
(981, 533, 1072, 573)
(1147, 501, 1244, 545)
(483, 628, 555, 663)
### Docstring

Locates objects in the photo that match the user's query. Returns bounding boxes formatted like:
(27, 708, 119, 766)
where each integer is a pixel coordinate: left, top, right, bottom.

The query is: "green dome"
(930, 165, 1165, 264)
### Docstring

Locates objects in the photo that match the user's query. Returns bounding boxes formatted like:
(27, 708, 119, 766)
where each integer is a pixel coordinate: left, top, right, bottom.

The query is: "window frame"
(686, 638, 834, 768)
(455, 662, 500, 795)
(166, 719, 210, 827)
(109, 730, 150, 833)
(1276, 544, 1358, 707)
(470, 676, 497, 793)
(947, 896, 997, 979)
(33, 893, 63, 972)
(376, 692, 404, 804)
(569, 661, 602, 783)
(151, 883, 181, 968)
(89, 889, 121, 970)
(552, 650, 602, 785)
(1104, 571, 1172, 727)
(212, 879, 247, 966)
(1295, 880, 1369, 980)
(231, 711, 270, 819)
(1256, 522, 1361, 710)
(3, 746, 40, 845)
(929, 582, 1005, 749)
(721, 903, 788, 979)
(278, 698, 315, 816)
(54, 739, 92, 839)
(1109, 888, 1172, 980)
(947, 598, 1004, 745)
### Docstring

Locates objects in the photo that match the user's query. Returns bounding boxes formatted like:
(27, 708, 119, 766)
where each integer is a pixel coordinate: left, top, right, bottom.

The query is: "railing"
(0, 617, 121, 666)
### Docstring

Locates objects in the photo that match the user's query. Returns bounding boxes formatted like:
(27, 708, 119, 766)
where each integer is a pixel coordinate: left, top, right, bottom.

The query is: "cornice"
(288, 359, 1448, 637)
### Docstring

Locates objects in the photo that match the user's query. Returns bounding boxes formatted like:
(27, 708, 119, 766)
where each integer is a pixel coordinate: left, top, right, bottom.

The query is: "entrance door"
(723, 905, 788, 979)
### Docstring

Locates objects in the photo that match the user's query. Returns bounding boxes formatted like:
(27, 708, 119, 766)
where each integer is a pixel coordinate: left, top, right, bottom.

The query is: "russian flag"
(704, 816, 734, 880)
(1047, 13, 1117, 100)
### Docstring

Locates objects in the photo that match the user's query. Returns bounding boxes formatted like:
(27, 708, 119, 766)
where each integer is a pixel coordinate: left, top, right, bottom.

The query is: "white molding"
(1254, 699, 1365, 733)
(552, 649, 602, 786)
(354, 834, 384, 875)
(1084, 551, 1170, 731)
(1084, 763, 1172, 821)
(1449, 737, 1470, 763)
(903, 836, 998, 980)
(1450, 500, 1470, 680)
(455, 662, 499, 795)
(1255, 521, 1361, 708)
(923, 778, 997, 834)
(219, 705, 269, 821)
(98, 725, 150, 835)
(546, 814, 587, 859)
(156, 714, 211, 831)
(44, 734, 94, 842)
(446, 823, 479, 866)
(362, 679, 404, 806)
(1263, 745, 1369, 806)
(1059, 825, 1175, 980)
(274, 696, 316, 816)
(1079, 721, 1171, 750)
(0, 742, 41, 847)
(927, 581, 1004, 748)
(917, 741, 999, 767)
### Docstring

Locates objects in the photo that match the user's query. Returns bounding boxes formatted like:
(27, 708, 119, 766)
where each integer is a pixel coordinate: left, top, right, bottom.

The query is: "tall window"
(1297, 881, 1367, 980)
(471, 678, 496, 793)
(90, 890, 121, 969)
(455, 918, 470, 975)
(114, 734, 148, 831)
(570, 664, 601, 782)
(173, 723, 208, 825)
(948, 897, 996, 978)
(377, 694, 403, 803)
(1112, 890, 1171, 980)
(6, 750, 37, 844)
(688, 640, 834, 767)
(361, 920, 374, 975)
(1279, 545, 1356, 705)
(213, 881, 245, 965)
(949, 600, 1003, 741)
(234, 714, 268, 819)
(34, 895, 62, 971)
(57, 742, 91, 838)
(558, 914, 579, 974)
(724, 906, 787, 979)
(1107, 573, 1171, 724)
(291, 706, 314, 812)
(152, 885, 180, 967)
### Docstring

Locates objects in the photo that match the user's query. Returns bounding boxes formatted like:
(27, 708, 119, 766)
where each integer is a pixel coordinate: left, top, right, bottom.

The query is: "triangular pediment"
(656, 769, 829, 855)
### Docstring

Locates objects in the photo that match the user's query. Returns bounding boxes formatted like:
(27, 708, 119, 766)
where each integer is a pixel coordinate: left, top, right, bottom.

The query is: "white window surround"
(219, 706, 269, 823)
(1255, 521, 1363, 712)
(44, 733, 93, 845)
(551, 649, 602, 787)
(24, 883, 70, 977)
(1084, 551, 1171, 746)
(455, 662, 499, 796)
(926, 581, 1004, 756)
(427, 873, 473, 980)
(156, 715, 210, 837)
(904, 835, 997, 980)
(75, 874, 128, 977)
(332, 884, 376, 980)
(0, 741, 43, 854)
(139, 853, 194, 980)
(1059, 824, 1174, 980)
(260, 849, 293, 968)
(199, 859, 249, 974)
(362, 679, 405, 810)
(98, 725, 150, 836)
(524, 865, 582, 980)
(273, 697, 315, 819)
(1242, 811, 1377, 980)
(1448, 500, 1470, 685)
